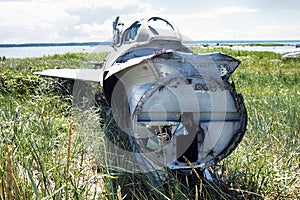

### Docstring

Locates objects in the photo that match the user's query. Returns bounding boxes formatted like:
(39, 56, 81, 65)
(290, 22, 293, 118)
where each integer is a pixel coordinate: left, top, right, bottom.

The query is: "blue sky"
(0, 0, 299, 43)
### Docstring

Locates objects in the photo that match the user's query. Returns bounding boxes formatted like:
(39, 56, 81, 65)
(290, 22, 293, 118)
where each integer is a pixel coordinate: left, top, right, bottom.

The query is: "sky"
(0, 0, 299, 44)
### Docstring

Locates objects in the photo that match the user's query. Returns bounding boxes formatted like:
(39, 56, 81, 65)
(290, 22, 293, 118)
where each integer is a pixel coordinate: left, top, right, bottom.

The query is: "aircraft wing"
(34, 69, 103, 83)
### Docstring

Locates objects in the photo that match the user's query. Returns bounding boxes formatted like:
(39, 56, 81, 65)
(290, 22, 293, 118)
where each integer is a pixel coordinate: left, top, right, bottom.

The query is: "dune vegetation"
(0, 48, 299, 199)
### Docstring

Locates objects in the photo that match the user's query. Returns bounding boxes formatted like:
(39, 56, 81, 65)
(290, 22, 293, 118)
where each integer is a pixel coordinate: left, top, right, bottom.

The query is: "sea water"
(0, 45, 113, 58)
(0, 40, 299, 58)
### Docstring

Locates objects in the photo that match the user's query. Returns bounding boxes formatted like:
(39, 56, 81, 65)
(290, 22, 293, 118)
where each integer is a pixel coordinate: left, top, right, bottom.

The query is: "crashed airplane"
(35, 16, 247, 178)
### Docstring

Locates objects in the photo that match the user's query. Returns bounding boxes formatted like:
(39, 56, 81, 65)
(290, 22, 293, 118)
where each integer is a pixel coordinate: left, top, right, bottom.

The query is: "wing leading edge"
(34, 69, 103, 83)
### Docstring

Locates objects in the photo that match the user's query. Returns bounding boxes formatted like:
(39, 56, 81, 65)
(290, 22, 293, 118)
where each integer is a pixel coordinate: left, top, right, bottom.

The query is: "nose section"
(108, 51, 247, 172)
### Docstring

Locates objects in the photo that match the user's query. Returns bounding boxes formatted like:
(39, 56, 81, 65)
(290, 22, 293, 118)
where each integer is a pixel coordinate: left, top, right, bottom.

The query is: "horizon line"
(1, 39, 300, 48)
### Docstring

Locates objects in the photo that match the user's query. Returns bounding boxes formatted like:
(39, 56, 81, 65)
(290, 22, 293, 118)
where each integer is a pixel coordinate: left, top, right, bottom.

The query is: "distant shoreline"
(1, 40, 299, 58)
(1, 40, 300, 48)
(0, 42, 110, 48)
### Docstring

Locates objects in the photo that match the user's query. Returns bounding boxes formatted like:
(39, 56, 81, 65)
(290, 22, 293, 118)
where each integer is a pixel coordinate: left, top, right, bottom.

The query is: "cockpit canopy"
(113, 17, 182, 46)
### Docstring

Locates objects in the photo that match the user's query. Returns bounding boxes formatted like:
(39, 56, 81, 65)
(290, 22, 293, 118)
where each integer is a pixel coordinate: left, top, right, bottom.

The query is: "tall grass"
(0, 49, 299, 199)
(0, 53, 108, 199)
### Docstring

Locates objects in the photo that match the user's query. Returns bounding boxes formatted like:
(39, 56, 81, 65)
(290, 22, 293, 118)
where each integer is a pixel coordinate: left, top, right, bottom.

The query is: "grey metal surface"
(111, 51, 246, 171)
(35, 16, 247, 175)
(34, 68, 103, 82)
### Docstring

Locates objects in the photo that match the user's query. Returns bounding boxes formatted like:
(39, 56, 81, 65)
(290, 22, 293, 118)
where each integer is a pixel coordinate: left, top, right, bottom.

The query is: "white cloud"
(0, 0, 299, 43)
(0, 0, 157, 43)
(195, 6, 258, 18)
(155, 6, 259, 40)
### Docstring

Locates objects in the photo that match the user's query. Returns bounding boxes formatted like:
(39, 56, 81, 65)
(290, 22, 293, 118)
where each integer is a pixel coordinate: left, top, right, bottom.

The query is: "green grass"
(0, 49, 299, 199)
(189, 43, 295, 48)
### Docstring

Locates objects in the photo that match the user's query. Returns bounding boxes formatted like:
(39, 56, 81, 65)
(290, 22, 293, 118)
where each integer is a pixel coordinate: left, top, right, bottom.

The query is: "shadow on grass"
(92, 102, 264, 200)
(102, 167, 265, 200)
